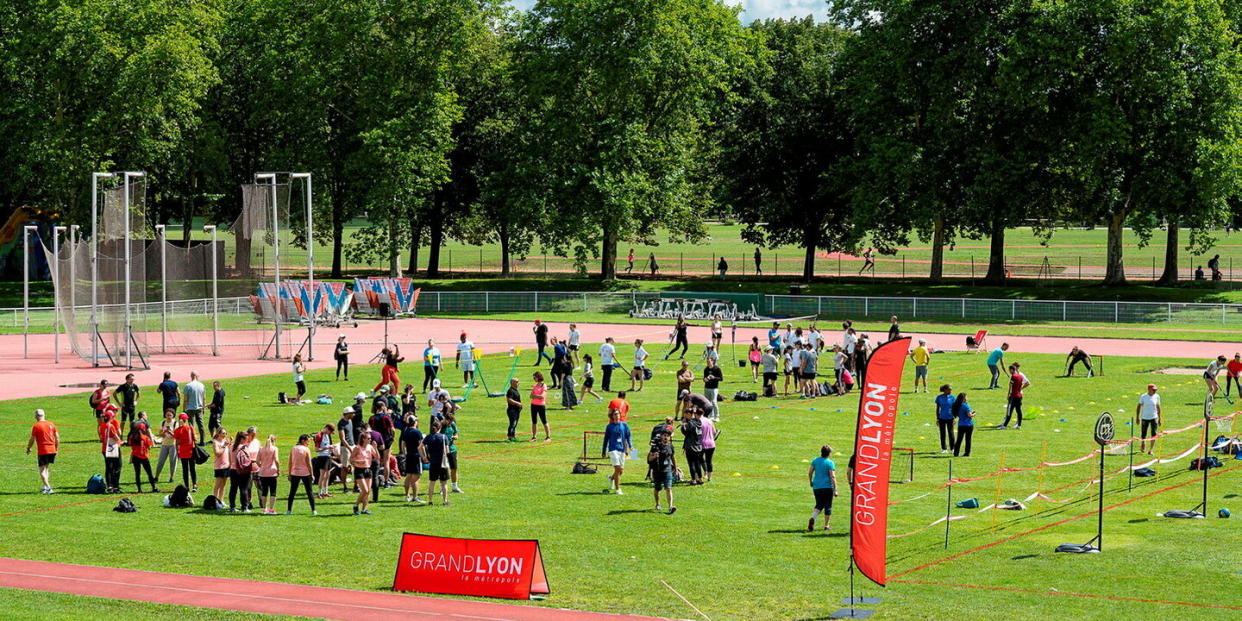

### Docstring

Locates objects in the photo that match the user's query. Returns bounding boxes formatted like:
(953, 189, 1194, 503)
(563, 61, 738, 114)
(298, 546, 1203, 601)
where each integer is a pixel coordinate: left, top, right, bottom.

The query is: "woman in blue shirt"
(807, 445, 839, 531)
(952, 393, 975, 457)
(934, 385, 956, 454)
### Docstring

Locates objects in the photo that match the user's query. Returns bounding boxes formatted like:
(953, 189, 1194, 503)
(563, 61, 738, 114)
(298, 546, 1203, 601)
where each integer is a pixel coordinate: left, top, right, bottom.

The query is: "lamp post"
(291, 172, 313, 361)
(90, 172, 115, 367)
(204, 225, 219, 356)
(122, 171, 145, 369)
(23, 225, 37, 359)
(255, 173, 280, 358)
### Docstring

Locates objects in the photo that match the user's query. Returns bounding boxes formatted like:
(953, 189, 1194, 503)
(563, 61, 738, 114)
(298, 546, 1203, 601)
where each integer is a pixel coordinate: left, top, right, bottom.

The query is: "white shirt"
(568, 330, 580, 347)
(428, 388, 449, 414)
(843, 332, 857, 354)
(782, 330, 794, 348)
(1206, 360, 1223, 377)
(807, 331, 821, 349)
(634, 347, 648, 368)
(783, 352, 793, 372)
(1138, 393, 1161, 420)
(600, 343, 616, 365)
(834, 351, 847, 370)
(703, 347, 719, 364)
(791, 349, 803, 370)
(291, 364, 304, 383)
(457, 341, 474, 362)
(711, 320, 722, 334)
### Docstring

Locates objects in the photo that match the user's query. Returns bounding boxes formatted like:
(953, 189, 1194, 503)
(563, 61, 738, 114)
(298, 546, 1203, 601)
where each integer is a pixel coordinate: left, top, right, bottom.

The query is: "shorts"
(633, 366, 645, 374)
(791, 370, 802, 381)
(608, 450, 627, 467)
(1205, 372, 1216, 381)
(313, 456, 331, 472)
(428, 465, 449, 482)
(802, 372, 816, 380)
(915, 365, 928, 379)
(763, 372, 778, 383)
(813, 487, 835, 512)
(783, 369, 792, 376)
(677, 385, 691, 399)
(750, 360, 760, 368)
(583, 376, 594, 388)
(37, 453, 56, 467)
(569, 344, 579, 351)
(405, 457, 423, 475)
(214, 468, 232, 479)
(446, 452, 458, 469)
(352, 466, 371, 479)
(295, 380, 306, 394)
(652, 470, 674, 490)
(462, 361, 475, 372)
(712, 332, 722, 340)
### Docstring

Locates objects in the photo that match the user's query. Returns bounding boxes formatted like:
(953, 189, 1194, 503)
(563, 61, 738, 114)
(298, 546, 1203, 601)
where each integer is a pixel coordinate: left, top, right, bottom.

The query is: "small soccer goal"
(891, 447, 915, 484)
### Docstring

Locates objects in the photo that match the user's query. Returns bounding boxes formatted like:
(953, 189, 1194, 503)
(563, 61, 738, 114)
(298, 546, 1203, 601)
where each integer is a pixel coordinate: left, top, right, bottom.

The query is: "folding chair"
(967, 329, 988, 352)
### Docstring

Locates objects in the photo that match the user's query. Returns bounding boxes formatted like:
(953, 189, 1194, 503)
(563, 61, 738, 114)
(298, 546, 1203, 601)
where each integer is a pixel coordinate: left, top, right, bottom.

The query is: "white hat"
(342, 406, 354, 415)
(680, 389, 690, 397)
(379, 385, 389, 392)
(338, 333, 346, 339)
(354, 392, 367, 400)
(432, 379, 441, 388)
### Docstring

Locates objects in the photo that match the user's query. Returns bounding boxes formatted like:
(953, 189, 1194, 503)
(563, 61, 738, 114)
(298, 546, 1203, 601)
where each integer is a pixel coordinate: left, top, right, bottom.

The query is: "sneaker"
(361, 509, 372, 515)
(312, 510, 318, 515)
(655, 505, 662, 512)
(40, 487, 49, 494)
(46, 488, 54, 494)
(808, 518, 815, 532)
(940, 450, 949, 454)
(1014, 425, 1021, 430)
(405, 495, 413, 502)
(353, 506, 359, 515)
(615, 489, 624, 495)
(283, 511, 292, 515)
(442, 501, 451, 506)
(412, 498, 426, 504)
(668, 506, 677, 514)
(996, 424, 1008, 429)
(451, 486, 463, 494)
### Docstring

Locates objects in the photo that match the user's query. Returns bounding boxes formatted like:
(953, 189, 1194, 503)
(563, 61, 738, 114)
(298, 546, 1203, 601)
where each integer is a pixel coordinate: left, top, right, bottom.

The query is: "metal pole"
(122, 171, 144, 369)
(155, 224, 167, 353)
(1128, 415, 1135, 493)
(53, 226, 65, 363)
(69, 225, 78, 355)
(23, 226, 35, 358)
(1096, 445, 1105, 550)
(205, 226, 219, 356)
(257, 173, 280, 358)
(292, 173, 313, 361)
(944, 460, 953, 549)
(91, 172, 114, 367)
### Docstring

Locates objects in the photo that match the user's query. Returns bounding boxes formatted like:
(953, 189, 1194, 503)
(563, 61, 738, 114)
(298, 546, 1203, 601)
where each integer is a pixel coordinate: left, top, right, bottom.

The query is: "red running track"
(0, 317, 1224, 401)
(0, 558, 669, 620)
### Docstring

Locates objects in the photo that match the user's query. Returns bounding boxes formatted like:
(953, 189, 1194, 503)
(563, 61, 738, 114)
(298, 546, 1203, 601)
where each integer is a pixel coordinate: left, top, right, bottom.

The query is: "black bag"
(113, 498, 137, 513)
(278, 391, 287, 404)
(1190, 456, 1223, 471)
(1134, 467, 1156, 477)
(733, 390, 757, 402)
(642, 368, 653, 381)
(202, 494, 221, 510)
(167, 485, 193, 508)
(193, 444, 210, 465)
(966, 335, 977, 348)
(763, 384, 776, 398)
(571, 462, 597, 474)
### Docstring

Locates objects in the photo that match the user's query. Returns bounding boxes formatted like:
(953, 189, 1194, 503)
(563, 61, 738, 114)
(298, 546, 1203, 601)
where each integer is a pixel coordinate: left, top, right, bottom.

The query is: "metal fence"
(4, 296, 253, 330)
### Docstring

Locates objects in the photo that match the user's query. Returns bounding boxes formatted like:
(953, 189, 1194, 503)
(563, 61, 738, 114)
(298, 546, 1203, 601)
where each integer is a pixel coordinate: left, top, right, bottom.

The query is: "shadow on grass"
(1011, 554, 1040, 560)
(605, 509, 662, 516)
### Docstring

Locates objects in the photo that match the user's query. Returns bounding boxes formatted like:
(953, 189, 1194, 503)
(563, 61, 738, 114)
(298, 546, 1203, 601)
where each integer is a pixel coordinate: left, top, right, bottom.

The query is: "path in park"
(0, 317, 1227, 401)
(0, 558, 669, 621)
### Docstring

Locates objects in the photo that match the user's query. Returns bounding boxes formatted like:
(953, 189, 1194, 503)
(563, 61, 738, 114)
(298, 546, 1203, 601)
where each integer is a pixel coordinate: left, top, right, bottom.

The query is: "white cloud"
(505, 0, 830, 22)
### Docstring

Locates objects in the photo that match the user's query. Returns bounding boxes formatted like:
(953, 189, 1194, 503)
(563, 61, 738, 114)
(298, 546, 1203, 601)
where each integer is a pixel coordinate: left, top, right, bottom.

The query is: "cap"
(342, 406, 354, 415)
(178, 413, 189, 420)
(432, 379, 441, 388)
(379, 385, 389, 393)
(680, 389, 690, 397)
(354, 392, 367, 400)
(1147, 384, 1157, 390)
(338, 333, 346, 339)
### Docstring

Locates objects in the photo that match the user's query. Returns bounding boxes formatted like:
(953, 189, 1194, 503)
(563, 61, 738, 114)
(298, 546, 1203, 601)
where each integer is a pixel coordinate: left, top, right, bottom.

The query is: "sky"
(505, 0, 830, 22)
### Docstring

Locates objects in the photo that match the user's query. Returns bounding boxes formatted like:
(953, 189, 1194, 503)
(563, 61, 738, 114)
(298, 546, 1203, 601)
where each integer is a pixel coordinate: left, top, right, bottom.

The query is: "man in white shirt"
(600, 337, 617, 392)
(782, 324, 795, 350)
(1136, 384, 1162, 454)
(807, 326, 821, 352)
(455, 333, 476, 388)
(427, 379, 450, 417)
(182, 372, 207, 444)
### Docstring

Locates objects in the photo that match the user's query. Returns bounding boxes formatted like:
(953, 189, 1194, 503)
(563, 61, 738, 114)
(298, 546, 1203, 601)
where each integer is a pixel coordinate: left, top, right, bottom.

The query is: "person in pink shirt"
(529, 372, 550, 442)
(286, 434, 316, 515)
(351, 432, 378, 515)
(700, 416, 718, 483)
(257, 435, 280, 514)
(211, 428, 232, 508)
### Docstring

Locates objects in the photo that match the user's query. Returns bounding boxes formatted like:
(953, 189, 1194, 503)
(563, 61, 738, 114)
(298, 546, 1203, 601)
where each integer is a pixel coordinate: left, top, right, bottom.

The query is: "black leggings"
(229, 471, 252, 509)
(531, 404, 547, 425)
(1068, 357, 1092, 376)
(702, 447, 715, 474)
(666, 337, 688, 359)
(423, 366, 438, 391)
(336, 356, 349, 379)
(685, 449, 704, 480)
(954, 426, 974, 457)
(1003, 397, 1023, 426)
(1141, 419, 1159, 439)
(132, 457, 157, 491)
(507, 409, 521, 439)
(602, 365, 613, 391)
(258, 476, 278, 499)
(287, 475, 316, 512)
(1227, 375, 1241, 396)
(180, 457, 197, 487)
(937, 419, 956, 451)
(104, 456, 122, 490)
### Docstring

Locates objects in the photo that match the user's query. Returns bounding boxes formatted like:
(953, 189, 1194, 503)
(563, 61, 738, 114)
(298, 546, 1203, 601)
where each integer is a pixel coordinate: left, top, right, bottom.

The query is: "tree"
(719, 18, 857, 282)
(511, 0, 758, 279)
(1043, 0, 1242, 285)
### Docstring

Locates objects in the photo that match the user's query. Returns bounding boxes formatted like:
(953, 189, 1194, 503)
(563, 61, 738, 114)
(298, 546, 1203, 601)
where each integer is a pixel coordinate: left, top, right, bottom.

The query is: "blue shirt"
(157, 380, 180, 408)
(935, 394, 956, 421)
(811, 457, 836, 489)
(768, 329, 780, 348)
(986, 348, 1004, 366)
(603, 421, 632, 453)
(423, 347, 441, 368)
(955, 403, 975, 427)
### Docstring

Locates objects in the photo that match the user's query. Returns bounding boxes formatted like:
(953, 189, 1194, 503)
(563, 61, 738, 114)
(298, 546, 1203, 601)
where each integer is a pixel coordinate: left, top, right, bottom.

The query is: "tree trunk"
(388, 214, 400, 277)
(499, 222, 511, 277)
(1102, 209, 1127, 285)
(426, 193, 443, 278)
(801, 226, 817, 282)
(600, 228, 617, 280)
(181, 193, 193, 243)
(1157, 219, 1179, 284)
(983, 217, 1006, 284)
(929, 216, 945, 281)
(330, 177, 344, 278)
(407, 222, 421, 274)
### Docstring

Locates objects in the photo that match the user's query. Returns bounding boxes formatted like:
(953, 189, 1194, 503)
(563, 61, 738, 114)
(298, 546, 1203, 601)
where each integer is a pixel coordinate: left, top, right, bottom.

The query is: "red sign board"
(392, 533, 549, 600)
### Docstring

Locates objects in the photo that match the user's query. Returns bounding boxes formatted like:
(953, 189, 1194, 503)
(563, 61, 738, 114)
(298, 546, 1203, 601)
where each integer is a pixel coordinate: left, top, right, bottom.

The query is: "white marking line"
(0, 570, 508, 621)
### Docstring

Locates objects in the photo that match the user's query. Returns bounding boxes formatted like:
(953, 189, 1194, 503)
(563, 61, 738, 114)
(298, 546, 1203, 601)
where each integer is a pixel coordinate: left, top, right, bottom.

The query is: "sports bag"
(86, 474, 107, 494)
(113, 498, 137, 513)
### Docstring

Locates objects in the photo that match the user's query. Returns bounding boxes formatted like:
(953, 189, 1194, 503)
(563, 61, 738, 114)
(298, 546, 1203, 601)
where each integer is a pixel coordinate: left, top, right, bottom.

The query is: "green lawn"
(1, 341, 1237, 619)
(0, 588, 303, 620)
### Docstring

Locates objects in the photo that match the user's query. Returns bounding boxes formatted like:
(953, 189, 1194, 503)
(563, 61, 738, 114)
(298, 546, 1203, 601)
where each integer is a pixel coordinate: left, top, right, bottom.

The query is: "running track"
(0, 318, 1229, 401)
(0, 558, 670, 620)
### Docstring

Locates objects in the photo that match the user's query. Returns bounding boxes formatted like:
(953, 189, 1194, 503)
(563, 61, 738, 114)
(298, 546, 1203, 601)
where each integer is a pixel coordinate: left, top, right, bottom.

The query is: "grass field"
(0, 588, 300, 620)
(1, 336, 1239, 619)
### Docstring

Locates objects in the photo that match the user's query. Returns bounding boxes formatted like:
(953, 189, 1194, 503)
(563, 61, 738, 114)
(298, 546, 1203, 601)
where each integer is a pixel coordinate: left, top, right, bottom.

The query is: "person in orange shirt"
(98, 407, 123, 493)
(128, 425, 158, 493)
(1226, 353, 1242, 398)
(173, 413, 199, 491)
(25, 409, 60, 494)
(607, 392, 631, 422)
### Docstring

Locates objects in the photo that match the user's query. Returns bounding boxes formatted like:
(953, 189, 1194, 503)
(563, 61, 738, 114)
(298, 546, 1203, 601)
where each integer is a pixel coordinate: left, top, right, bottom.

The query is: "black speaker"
(378, 302, 391, 317)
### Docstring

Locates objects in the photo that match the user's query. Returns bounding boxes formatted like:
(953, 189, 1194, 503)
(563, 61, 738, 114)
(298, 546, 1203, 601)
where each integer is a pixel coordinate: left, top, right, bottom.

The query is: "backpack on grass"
(165, 485, 194, 508)
(113, 498, 137, 513)
(571, 462, 597, 475)
(86, 474, 106, 494)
